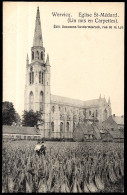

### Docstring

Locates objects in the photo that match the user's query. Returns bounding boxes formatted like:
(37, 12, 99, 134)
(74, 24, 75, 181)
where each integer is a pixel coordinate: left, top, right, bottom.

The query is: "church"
(24, 7, 112, 139)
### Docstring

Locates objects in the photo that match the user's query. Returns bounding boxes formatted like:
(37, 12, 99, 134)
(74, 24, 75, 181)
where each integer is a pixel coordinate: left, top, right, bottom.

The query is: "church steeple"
(46, 54, 50, 66)
(33, 7, 43, 47)
(108, 97, 111, 104)
(26, 53, 29, 65)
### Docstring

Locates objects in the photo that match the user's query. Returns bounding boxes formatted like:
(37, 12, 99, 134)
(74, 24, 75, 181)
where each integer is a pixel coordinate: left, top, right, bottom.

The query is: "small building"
(73, 122, 98, 141)
(102, 115, 124, 142)
(112, 114, 124, 134)
(2, 125, 41, 140)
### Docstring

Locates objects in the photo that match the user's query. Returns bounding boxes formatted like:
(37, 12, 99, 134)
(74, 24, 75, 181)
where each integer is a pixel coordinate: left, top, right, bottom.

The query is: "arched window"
(29, 91, 34, 110)
(39, 71, 41, 83)
(51, 122, 54, 131)
(60, 122, 64, 132)
(41, 52, 43, 60)
(96, 110, 98, 117)
(73, 122, 76, 131)
(29, 72, 32, 84)
(40, 91, 43, 111)
(32, 51, 34, 60)
(39, 71, 43, 84)
(36, 51, 39, 59)
(32, 72, 34, 84)
(52, 106, 55, 113)
(42, 72, 43, 84)
(89, 110, 91, 116)
(59, 106, 61, 111)
(66, 122, 69, 132)
(103, 109, 108, 121)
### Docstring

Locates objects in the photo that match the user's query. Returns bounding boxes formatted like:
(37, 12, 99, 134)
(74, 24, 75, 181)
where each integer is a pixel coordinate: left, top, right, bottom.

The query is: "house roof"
(112, 116, 124, 125)
(79, 123, 94, 134)
(2, 125, 41, 135)
(51, 94, 105, 108)
(107, 129, 124, 139)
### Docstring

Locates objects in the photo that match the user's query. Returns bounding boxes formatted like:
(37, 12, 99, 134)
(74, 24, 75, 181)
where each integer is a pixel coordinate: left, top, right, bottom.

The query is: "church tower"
(24, 7, 51, 137)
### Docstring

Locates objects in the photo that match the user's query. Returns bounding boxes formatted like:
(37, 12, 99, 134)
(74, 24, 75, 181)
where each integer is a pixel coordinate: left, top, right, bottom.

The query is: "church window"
(65, 107, 66, 112)
(41, 52, 43, 60)
(32, 51, 34, 60)
(89, 110, 91, 116)
(29, 72, 32, 84)
(66, 122, 69, 132)
(60, 122, 64, 132)
(59, 106, 61, 111)
(52, 106, 55, 113)
(40, 91, 43, 111)
(36, 51, 39, 59)
(42, 72, 43, 84)
(32, 72, 34, 84)
(51, 122, 54, 131)
(39, 71, 41, 83)
(29, 91, 34, 110)
(96, 110, 98, 117)
(73, 122, 75, 131)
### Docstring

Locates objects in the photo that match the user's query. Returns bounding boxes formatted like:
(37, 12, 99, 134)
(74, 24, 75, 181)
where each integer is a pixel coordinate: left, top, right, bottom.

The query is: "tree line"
(2, 101, 42, 127)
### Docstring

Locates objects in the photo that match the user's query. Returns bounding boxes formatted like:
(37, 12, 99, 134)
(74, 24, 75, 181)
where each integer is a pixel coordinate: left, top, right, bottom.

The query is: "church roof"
(2, 125, 41, 135)
(51, 94, 84, 107)
(51, 94, 105, 108)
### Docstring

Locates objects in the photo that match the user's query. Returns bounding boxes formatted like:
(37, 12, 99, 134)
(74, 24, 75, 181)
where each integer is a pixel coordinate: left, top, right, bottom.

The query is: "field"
(2, 140, 124, 193)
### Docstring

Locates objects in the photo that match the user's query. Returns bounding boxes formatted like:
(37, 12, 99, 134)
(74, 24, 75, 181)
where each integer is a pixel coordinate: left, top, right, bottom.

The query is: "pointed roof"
(33, 7, 43, 47)
(112, 115, 124, 125)
(26, 53, 29, 61)
(108, 97, 110, 104)
(46, 54, 50, 65)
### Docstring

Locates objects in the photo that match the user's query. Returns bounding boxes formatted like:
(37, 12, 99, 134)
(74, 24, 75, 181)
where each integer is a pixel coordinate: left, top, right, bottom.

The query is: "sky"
(3, 2, 124, 117)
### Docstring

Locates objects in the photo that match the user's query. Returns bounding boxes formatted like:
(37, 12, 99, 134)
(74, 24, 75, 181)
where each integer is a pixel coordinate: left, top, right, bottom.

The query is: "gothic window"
(52, 106, 55, 113)
(36, 51, 39, 59)
(60, 122, 64, 132)
(103, 109, 108, 121)
(89, 110, 91, 116)
(51, 122, 54, 132)
(42, 72, 43, 84)
(59, 106, 61, 111)
(41, 52, 43, 60)
(39, 71, 41, 83)
(32, 51, 34, 60)
(40, 91, 43, 111)
(96, 110, 98, 117)
(32, 72, 34, 84)
(29, 72, 32, 84)
(29, 91, 34, 110)
(66, 122, 69, 132)
(73, 122, 76, 131)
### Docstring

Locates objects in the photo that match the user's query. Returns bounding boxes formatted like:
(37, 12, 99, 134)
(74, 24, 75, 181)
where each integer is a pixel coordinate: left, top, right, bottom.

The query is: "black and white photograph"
(2, 2, 124, 193)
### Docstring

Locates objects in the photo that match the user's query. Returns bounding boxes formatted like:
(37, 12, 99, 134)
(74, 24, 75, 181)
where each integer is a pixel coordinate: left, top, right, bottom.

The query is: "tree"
(2, 101, 19, 125)
(22, 110, 42, 127)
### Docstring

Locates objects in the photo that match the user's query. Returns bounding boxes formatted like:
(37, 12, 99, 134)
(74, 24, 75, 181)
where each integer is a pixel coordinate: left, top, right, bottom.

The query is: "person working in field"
(34, 140, 46, 156)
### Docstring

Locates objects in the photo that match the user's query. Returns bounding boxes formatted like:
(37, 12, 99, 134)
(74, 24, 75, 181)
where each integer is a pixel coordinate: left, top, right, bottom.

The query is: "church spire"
(33, 7, 43, 47)
(46, 54, 50, 65)
(108, 97, 111, 104)
(26, 53, 29, 65)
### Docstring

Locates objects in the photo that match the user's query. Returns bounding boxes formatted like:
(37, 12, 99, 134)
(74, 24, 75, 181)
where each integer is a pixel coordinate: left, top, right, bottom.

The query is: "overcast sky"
(3, 2, 124, 117)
